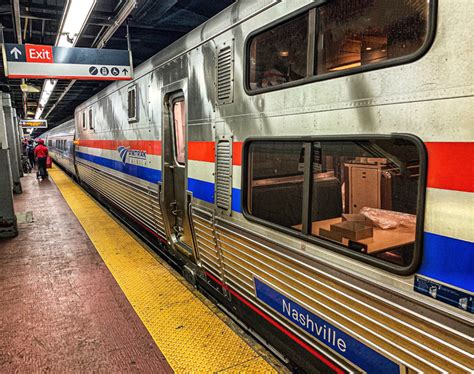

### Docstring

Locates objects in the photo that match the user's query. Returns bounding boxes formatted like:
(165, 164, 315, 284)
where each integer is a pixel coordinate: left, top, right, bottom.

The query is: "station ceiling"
(0, 0, 234, 131)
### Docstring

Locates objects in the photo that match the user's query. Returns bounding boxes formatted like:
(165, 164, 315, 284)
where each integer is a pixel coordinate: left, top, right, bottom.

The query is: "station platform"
(0, 166, 285, 373)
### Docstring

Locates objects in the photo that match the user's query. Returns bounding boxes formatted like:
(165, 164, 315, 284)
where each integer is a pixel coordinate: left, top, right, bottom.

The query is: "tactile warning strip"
(49, 167, 277, 373)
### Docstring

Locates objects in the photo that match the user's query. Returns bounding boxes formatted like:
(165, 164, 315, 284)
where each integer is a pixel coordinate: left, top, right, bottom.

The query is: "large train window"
(316, 1, 430, 74)
(246, 0, 433, 92)
(243, 136, 426, 274)
(248, 13, 309, 90)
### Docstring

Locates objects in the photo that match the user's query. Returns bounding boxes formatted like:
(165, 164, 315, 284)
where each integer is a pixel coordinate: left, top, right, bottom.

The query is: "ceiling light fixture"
(35, 0, 96, 119)
(20, 83, 41, 93)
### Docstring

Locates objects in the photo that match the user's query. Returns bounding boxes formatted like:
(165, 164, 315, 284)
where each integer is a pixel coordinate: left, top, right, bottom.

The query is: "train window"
(247, 141, 305, 232)
(172, 99, 186, 165)
(248, 12, 309, 90)
(246, 0, 432, 92)
(128, 85, 138, 122)
(89, 108, 94, 130)
(244, 136, 425, 272)
(316, 0, 430, 74)
(82, 111, 86, 130)
(48, 140, 52, 147)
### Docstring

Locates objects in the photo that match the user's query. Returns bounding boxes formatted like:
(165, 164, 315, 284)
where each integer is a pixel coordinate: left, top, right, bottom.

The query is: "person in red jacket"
(34, 139, 49, 179)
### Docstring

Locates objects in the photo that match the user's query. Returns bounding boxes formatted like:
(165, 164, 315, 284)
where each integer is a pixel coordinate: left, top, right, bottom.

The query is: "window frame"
(244, 0, 437, 95)
(241, 134, 427, 275)
(88, 108, 94, 130)
(82, 111, 87, 130)
(127, 84, 138, 123)
(171, 97, 186, 166)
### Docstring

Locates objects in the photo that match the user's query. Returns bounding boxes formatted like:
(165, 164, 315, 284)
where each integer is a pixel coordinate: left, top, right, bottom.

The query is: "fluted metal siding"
(76, 160, 166, 238)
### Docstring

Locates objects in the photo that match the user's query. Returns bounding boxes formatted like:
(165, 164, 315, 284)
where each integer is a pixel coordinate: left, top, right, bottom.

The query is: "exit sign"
(2, 43, 133, 81)
(25, 44, 53, 63)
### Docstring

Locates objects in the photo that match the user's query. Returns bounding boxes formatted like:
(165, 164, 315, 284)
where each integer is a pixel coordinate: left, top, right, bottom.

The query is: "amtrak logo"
(118, 146, 129, 164)
(117, 145, 147, 166)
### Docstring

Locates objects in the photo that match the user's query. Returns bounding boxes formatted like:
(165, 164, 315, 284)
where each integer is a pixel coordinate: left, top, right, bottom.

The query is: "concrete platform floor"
(0, 172, 173, 372)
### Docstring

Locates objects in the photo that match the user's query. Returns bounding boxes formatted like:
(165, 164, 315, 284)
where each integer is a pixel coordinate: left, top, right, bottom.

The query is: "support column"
(0, 103, 18, 238)
(2, 93, 22, 194)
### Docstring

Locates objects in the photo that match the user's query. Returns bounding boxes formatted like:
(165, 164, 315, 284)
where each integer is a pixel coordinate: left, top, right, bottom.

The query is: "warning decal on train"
(414, 275, 473, 313)
(254, 278, 399, 373)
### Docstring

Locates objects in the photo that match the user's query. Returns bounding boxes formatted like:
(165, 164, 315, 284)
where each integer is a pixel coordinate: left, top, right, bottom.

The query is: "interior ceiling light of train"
(0, 0, 234, 135)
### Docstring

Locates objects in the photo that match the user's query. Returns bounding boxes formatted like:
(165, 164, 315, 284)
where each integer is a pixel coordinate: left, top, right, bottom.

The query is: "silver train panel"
(43, 119, 76, 176)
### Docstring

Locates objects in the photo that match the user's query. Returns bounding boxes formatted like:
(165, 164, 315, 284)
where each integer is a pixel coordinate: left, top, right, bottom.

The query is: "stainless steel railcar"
(43, 0, 473, 372)
(42, 119, 76, 176)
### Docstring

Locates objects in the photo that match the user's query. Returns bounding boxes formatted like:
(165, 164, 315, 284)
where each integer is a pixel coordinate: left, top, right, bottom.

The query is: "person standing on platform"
(26, 140, 36, 168)
(34, 139, 49, 180)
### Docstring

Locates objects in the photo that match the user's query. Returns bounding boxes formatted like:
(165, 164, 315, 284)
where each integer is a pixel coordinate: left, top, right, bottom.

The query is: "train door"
(162, 90, 195, 258)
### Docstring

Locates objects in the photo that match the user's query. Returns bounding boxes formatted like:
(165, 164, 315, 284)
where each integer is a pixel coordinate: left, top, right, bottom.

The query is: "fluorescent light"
(35, 0, 96, 119)
(57, 0, 96, 47)
(35, 79, 58, 119)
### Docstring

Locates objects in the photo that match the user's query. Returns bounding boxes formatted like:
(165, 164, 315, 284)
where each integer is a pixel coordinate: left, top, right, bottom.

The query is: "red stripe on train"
(78, 139, 162, 155)
(205, 271, 344, 374)
(188, 141, 215, 162)
(425, 142, 473, 193)
(188, 141, 244, 165)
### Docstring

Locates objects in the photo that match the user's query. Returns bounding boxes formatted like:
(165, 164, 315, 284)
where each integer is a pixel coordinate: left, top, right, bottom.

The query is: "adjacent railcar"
(43, 119, 76, 177)
(44, 0, 473, 372)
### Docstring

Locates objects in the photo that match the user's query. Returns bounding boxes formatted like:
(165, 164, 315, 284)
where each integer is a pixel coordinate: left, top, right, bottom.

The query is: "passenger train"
(42, 0, 473, 372)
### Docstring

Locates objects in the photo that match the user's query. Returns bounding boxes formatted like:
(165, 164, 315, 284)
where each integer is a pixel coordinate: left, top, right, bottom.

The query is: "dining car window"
(248, 13, 309, 90)
(246, 142, 305, 232)
(246, 0, 433, 92)
(316, 0, 430, 74)
(244, 137, 425, 273)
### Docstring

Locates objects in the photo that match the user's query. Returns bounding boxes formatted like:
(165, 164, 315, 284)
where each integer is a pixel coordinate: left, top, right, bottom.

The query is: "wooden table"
(297, 218, 416, 255)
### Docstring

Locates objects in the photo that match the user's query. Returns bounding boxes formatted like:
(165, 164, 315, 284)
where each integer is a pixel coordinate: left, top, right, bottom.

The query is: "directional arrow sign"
(2, 43, 133, 81)
(10, 47, 22, 59)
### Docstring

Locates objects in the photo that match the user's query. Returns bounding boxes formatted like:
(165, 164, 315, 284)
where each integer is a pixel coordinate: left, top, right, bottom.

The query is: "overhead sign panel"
(19, 119, 48, 128)
(2, 43, 133, 81)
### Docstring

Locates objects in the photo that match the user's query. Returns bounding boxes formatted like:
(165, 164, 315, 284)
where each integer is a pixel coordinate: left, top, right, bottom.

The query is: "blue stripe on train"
(187, 178, 243, 213)
(419, 232, 474, 292)
(188, 178, 214, 204)
(76, 151, 162, 183)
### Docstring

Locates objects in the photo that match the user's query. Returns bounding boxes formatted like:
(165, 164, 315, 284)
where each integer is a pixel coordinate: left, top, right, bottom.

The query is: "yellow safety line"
(49, 167, 277, 373)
